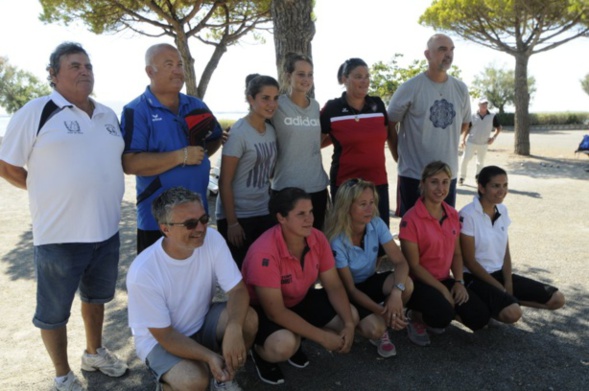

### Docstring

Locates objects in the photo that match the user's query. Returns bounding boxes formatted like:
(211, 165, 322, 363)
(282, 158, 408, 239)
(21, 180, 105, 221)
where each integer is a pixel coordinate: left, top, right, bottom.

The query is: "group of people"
(0, 32, 564, 391)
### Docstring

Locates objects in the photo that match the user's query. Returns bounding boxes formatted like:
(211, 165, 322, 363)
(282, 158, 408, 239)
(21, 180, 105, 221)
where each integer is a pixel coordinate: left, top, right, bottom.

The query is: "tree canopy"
(39, 0, 272, 98)
(369, 54, 462, 104)
(420, 0, 589, 155)
(0, 57, 51, 114)
(582, 73, 589, 96)
(472, 65, 536, 114)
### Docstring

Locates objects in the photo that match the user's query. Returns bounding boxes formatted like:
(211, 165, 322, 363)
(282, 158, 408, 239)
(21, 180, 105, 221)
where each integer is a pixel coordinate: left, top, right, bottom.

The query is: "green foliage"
(38, 0, 272, 97)
(419, 0, 589, 155)
(217, 118, 236, 129)
(0, 57, 51, 114)
(369, 54, 462, 104)
(472, 65, 536, 114)
(582, 73, 589, 96)
(420, 0, 589, 51)
(496, 112, 589, 127)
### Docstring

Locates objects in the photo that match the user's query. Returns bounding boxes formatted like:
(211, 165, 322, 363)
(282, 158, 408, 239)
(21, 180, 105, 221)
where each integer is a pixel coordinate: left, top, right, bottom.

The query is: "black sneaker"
(287, 345, 309, 368)
(250, 348, 285, 385)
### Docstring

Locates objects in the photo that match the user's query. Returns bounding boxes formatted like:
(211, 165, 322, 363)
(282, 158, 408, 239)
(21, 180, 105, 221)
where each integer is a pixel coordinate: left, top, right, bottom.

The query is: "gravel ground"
(1, 129, 588, 390)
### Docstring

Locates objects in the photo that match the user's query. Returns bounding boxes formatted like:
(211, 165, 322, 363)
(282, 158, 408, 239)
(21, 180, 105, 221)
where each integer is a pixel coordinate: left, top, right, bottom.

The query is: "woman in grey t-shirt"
(271, 53, 329, 230)
(216, 75, 279, 268)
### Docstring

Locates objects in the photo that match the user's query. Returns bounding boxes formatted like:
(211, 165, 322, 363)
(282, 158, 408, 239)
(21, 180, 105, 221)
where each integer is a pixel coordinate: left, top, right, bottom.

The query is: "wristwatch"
(394, 283, 406, 292)
(455, 279, 465, 285)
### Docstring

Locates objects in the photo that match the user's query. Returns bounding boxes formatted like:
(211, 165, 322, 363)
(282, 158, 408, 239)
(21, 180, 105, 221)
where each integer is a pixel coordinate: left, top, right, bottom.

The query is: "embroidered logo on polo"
(151, 114, 162, 122)
(281, 274, 292, 284)
(65, 121, 82, 134)
(262, 258, 269, 267)
(105, 124, 119, 136)
(429, 99, 456, 129)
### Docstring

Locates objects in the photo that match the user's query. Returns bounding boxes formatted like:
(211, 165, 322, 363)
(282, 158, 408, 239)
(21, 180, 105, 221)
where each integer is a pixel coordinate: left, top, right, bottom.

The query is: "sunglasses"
(167, 214, 210, 230)
(344, 178, 362, 188)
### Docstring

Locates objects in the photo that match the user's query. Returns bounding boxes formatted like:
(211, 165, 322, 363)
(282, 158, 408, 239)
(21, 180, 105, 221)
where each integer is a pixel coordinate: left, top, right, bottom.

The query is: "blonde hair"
(324, 178, 379, 243)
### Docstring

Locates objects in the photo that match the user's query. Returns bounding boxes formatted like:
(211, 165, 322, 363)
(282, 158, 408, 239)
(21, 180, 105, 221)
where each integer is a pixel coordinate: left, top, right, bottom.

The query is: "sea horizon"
(0, 111, 246, 139)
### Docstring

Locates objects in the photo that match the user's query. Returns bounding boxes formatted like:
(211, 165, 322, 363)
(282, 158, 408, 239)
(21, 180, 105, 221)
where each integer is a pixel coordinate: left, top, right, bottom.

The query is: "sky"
(1, 0, 588, 121)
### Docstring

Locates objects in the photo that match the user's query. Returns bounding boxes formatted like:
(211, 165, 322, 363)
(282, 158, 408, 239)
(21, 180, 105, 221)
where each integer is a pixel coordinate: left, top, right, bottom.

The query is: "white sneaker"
(210, 379, 243, 391)
(81, 347, 128, 377)
(54, 371, 85, 391)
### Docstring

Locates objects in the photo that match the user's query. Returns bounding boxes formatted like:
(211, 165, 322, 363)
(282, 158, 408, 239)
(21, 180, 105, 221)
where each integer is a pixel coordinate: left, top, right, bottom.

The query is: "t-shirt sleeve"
(210, 230, 242, 293)
(374, 97, 389, 126)
(461, 84, 472, 124)
(398, 212, 418, 243)
(492, 115, 501, 128)
(316, 232, 336, 272)
(330, 235, 349, 269)
(374, 218, 394, 245)
(319, 101, 333, 134)
(459, 206, 475, 237)
(221, 127, 246, 158)
(121, 104, 150, 153)
(127, 273, 172, 331)
(0, 102, 40, 167)
(243, 249, 282, 290)
(387, 83, 411, 123)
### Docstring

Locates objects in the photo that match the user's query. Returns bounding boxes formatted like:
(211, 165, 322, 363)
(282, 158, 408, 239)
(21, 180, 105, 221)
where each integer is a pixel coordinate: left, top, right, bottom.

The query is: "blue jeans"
(33, 232, 120, 329)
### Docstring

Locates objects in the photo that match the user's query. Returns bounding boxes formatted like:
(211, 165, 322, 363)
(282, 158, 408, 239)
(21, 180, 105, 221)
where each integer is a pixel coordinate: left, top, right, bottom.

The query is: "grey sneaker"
(369, 330, 397, 358)
(210, 379, 243, 391)
(81, 347, 128, 377)
(406, 314, 431, 347)
(54, 371, 85, 391)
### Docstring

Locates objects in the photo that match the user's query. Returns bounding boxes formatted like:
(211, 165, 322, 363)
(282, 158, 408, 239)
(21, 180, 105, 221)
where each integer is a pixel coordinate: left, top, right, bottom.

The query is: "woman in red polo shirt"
(320, 58, 395, 227)
(241, 188, 357, 385)
(399, 161, 489, 347)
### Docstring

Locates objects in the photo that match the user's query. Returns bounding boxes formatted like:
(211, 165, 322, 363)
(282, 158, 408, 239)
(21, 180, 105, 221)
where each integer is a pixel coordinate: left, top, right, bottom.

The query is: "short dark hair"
(477, 166, 507, 196)
(245, 74, 279, 99)
(46, 42, 89, 87)
(337, 58, 367, 84)
(151, 187, 203, 226)
(269, 187, 311, 220)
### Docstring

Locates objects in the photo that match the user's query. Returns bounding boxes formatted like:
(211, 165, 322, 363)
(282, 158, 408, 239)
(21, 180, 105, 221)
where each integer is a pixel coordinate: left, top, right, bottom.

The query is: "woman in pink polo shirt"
(241, 187, 357, 385)
(399, 161, 489, 347)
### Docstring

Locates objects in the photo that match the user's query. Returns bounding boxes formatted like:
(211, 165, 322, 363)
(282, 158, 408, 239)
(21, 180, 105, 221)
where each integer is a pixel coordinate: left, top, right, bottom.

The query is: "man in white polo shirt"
(0, 42, 127, 391)
(458, 97, 502, 185)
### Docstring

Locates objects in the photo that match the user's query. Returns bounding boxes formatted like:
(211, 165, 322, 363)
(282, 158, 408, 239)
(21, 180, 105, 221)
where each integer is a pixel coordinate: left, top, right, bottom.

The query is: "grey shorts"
(145, 302, 226, 382)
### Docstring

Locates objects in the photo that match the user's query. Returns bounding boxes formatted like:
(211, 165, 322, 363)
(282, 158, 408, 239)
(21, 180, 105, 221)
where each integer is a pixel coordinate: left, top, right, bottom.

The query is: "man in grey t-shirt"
(388, 33, 471, 216)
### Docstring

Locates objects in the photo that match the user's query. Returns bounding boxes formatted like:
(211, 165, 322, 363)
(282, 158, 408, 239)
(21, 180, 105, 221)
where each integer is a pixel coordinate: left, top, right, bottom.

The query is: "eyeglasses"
(166, 214, 210, 230)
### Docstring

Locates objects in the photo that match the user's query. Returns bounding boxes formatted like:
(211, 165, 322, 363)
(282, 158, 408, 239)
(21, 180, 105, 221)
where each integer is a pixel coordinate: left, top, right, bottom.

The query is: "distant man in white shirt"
(126, 187, 257, 391)
(459, 97, 502, 185)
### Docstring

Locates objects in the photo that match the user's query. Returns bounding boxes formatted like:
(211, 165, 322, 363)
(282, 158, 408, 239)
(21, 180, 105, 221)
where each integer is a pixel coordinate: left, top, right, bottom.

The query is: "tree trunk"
(197, 42, 228, 99)
(175, 33, 199, 98)
(271, 0, 315, 94)
(513, 53, 530, 155)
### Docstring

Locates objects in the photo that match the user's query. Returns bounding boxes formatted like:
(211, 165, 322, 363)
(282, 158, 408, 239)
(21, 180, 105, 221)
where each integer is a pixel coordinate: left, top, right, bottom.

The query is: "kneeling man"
(127, 187, 257, 391)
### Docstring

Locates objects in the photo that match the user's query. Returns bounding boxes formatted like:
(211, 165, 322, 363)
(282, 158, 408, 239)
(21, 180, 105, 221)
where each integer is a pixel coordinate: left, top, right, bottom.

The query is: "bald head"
(145, 43, 185, 94)
(425, 33, 455, 74)
(145, 43, 179, 67)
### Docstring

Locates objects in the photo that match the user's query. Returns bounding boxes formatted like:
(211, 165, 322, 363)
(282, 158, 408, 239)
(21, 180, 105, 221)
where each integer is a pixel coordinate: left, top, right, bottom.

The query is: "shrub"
(495, 112, 589, 127)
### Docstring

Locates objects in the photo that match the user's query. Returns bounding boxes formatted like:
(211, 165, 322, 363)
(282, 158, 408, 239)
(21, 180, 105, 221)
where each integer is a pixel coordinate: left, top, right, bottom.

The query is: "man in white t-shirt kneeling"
(127, 187, 257, 391)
